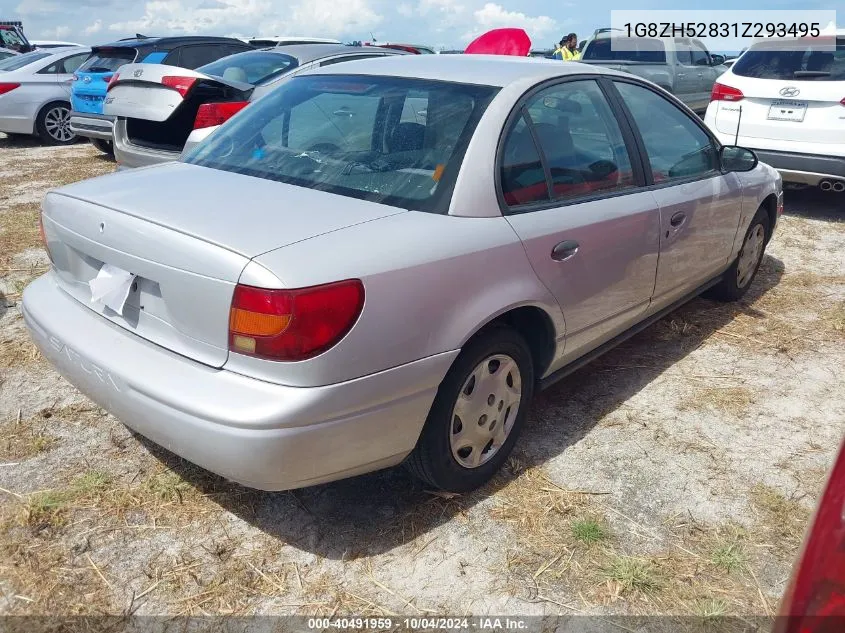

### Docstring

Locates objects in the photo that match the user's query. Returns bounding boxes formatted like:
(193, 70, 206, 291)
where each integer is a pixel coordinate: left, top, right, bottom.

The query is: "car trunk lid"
(104, 63, 253, 122)
(42, 163, 404, 367)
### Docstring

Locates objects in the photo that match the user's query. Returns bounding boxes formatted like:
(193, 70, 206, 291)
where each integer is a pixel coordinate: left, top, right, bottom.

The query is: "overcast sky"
(3, 0, 839, 50)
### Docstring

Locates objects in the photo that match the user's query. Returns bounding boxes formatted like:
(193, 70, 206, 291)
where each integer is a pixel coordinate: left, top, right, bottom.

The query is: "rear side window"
(78, 48, 136, 72)
(38, 52, 90, 74)
(184, 74, 498, 213)
(500, 115, 549, 206)
(583, 37, 666, 63)
(198, 51, 297, 85)
(174, 45, 231, 70)
(732, 37, 845, 81)
(614, 81, 717, 183)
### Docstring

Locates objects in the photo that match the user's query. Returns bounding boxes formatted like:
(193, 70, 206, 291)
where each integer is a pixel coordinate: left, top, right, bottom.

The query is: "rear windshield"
(0, 50, 51, 71)
(77, 48, 137, 73)
(583, 37, 667, 63)
(184, 74, 498, 213)
(0, 28, 25, 49)
(197, 51, 297, 85)
(732, 38, 845, 80)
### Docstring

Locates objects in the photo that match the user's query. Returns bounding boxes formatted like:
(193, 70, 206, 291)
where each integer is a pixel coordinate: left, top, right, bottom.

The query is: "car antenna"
(734, 104, 743, 146)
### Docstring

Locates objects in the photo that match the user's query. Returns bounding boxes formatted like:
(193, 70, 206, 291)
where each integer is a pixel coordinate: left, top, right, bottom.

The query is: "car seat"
(222, 67, 249, 83)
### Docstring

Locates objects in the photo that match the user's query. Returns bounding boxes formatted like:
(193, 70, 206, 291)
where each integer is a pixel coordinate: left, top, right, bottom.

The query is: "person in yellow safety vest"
(552, 33, 580, 60)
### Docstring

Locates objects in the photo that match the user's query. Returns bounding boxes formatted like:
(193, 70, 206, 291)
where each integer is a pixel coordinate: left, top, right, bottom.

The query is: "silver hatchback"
(23, 55, 782, 492)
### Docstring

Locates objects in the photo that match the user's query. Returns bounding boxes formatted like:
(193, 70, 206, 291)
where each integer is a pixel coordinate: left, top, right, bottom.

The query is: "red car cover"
(464, 28, 531, 56)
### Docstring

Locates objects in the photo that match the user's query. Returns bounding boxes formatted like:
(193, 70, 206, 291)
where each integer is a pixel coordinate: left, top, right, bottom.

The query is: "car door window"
(500, 114, 549, 206)
(177, 45, 227, 69)
(614, 81, 718, 183)
(675, 40, 693, 66)
(520, 79, 636, 203)
(60, 53, 90, 73)
(690, 42, 710, 66)
(400, 89, 428, 125)
(286, 92, 382, 152)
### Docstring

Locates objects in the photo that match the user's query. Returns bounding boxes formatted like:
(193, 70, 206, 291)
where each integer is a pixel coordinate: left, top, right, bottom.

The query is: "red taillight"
(106, 72, 119, 89)
(161, 75, 197, 97)
(840, 97, 845, 107)
(710, 82, 744, 102)
(72, 74, 79, 82)
(228, 280, 364, 361)
(776, 439, 845, 633)
(193, 101, 249, 130)
(0, 82, 21, 96)
(39, 213, 52, 262)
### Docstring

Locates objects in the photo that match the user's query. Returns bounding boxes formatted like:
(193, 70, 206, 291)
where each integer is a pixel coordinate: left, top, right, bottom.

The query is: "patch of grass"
(71, 470, 112, 497)
(694, 598, 729, 618)
(25, 490, 69, 531)
(750, 484, 812, 555)
(571, 518, 608, 545)
(710, 542, 746, 573)
(603, 555, 660, 594)
(0, 202, 41, 265)
(144, 470, 194, 503)
(679, 386, 756, 416)
(0, 415, 57, 460)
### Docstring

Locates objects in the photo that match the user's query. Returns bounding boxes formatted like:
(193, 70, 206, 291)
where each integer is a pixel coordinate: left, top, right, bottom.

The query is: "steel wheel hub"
(737, 223, 765, 288)
(450, 354, 522, 469)
(45, 106, 73, 143)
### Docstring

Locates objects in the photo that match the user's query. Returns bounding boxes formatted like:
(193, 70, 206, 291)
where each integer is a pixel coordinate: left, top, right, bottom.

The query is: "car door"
(673, 39, 699, 107)
(690, 40, 718, 110)
(501, 78, 661, 363)
(612, 79, 742, 309)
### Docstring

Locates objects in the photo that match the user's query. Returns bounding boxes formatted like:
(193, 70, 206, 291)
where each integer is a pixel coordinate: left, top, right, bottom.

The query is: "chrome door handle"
(551, 240, 579, 261)
(677, 72, 686, 77)
(670, 212, 686, 227)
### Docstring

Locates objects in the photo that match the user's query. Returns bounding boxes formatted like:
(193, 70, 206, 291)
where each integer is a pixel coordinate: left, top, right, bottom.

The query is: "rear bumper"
(0, 114, 35, 135)
(69, 112, 115, 140)
(113, 118, 180, 168)
(751, 149, 845, 186)
(22, 273, 454, 490)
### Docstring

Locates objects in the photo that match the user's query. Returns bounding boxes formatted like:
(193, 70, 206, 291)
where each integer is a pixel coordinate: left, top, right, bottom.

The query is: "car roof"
(307, 53, 620, 87)
(94, 35, 246, 49)
(272, 43, 405, 63)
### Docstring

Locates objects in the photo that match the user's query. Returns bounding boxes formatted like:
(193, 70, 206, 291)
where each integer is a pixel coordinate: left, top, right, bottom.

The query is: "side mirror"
(720, 145, 758, 173)
(710, 54, 725, 66)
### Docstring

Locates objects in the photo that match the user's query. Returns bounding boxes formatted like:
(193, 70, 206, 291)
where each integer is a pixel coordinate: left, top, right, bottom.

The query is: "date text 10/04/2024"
(307, 618, 530, 630)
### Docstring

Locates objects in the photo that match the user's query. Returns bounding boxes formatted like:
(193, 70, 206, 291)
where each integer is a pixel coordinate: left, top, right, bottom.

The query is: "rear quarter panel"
(228, 212, 565, 387)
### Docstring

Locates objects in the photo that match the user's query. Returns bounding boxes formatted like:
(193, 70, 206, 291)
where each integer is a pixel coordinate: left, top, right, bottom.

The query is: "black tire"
(91, 138, 114, 156)
(707, 207, 770, 302)
(407, 326, 534, 492)
(35, 101, 76, 146)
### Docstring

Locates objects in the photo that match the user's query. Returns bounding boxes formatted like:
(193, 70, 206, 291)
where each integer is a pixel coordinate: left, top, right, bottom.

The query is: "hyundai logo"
(779, 86, 800, 97)
(83, 75, 91, 83)
(133, 69, 143, 78)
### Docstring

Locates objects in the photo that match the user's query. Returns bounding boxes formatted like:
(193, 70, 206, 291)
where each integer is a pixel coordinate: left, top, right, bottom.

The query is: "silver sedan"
(0, 47, 91, 144)
(23, 55, 782, 492)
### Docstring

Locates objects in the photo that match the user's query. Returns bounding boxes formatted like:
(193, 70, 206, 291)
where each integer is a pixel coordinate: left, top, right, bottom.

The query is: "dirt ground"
(1, 134, 844, 624)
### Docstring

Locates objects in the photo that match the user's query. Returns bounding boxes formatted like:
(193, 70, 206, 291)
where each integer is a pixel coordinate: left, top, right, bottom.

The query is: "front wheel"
(707, 207, 770, 302)
(407, 326, 534, 492)
(91, 138, 114, 156)
(36, 102, 76, 146)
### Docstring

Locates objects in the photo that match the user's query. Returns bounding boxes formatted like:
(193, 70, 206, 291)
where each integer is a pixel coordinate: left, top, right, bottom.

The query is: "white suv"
(704, 32, 845, 192)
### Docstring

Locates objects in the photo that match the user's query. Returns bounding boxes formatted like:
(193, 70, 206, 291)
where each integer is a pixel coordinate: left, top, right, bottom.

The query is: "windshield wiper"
(794, 70, 830, 78)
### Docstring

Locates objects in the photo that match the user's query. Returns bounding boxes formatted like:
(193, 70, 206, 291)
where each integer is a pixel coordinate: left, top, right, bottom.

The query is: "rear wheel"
(707, 207, 770, 302)
(91, 138, 114, 156)
(407, 327, 534, 492)
(36, 102, 76, 145)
